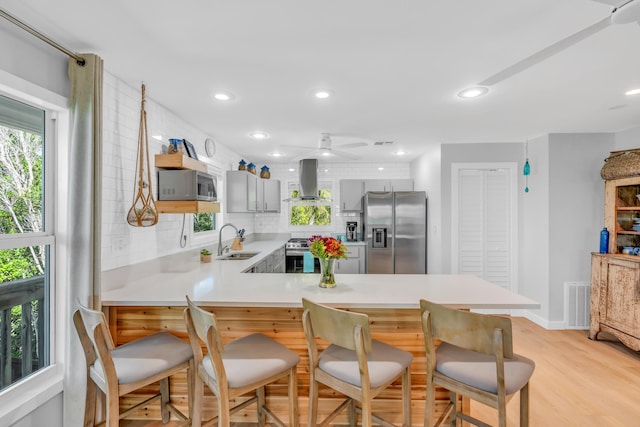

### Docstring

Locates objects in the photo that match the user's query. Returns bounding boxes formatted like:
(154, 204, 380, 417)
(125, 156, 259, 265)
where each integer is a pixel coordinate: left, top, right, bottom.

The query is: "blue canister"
(599, 227, 609, 254)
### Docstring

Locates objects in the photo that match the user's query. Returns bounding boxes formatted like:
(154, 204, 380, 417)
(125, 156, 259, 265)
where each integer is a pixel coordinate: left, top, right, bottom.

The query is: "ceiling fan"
(480, 0, 640, 86)
(282, 133, 368, 160)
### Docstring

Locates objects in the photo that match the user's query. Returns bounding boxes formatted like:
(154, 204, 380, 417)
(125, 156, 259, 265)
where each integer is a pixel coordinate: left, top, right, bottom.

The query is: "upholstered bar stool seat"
(201, 332, 299, 389)
(319, 339, 414, 389)
(436, 342, 535, 395)
(73, 303, 194, 427)
(91, 331, 193, 386)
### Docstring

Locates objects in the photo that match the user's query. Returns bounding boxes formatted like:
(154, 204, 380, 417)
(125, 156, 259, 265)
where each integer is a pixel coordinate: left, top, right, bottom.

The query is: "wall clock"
(205, 137, 216, 157)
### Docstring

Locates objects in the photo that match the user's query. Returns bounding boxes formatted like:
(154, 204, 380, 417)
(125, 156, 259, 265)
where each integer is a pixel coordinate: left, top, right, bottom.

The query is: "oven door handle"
(286, 250, 310, 256)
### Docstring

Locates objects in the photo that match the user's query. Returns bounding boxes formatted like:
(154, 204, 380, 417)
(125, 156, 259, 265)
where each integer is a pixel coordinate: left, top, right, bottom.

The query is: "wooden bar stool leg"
(106, 387, 120, 427)
(348, 399, 356, 426)
(191, 373, 203, 427)
(84, 377, 97, 426)
(402, 367, 411, 427)
(308, 374, 319, 426)
(257, 386, 266, 426)
(520, 382, 530, 427)
(160, 377, 170, 423)
(288, 367, 299, 427)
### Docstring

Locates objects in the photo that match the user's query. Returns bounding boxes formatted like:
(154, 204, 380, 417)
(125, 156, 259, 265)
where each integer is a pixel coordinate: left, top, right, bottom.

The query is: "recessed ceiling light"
(378, 167, 384, 171)
(288, 168, 295, 172)
(214, 92, 235, 101)
(457, 86, 489, 99)
(249, 131, 269, 140)
(321, 151, 331, 156)
(314, 90, 332, 99)
(625, 88, 640, 96)
(272, 152, 282, 157)
(394, 150, 406, 156)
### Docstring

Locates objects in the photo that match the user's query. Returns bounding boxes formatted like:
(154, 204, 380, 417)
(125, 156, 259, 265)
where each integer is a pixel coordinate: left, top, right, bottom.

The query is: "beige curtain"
(63, 53, 103, 427)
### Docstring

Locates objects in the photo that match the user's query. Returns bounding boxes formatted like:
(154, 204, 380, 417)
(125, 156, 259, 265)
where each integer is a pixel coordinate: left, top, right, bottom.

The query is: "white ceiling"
(2, 0, 640, 163)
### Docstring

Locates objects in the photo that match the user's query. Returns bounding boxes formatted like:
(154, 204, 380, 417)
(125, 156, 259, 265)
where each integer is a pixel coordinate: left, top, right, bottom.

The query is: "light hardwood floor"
(121, 317, 640, 426)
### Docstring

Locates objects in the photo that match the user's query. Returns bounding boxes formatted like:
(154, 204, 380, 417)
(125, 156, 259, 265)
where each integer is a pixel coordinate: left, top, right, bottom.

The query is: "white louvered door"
(452, 164, 516, 291)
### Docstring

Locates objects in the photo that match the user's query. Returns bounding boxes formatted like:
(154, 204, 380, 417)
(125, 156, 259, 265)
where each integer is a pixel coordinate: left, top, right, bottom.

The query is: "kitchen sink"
(218, 252, 259, 261)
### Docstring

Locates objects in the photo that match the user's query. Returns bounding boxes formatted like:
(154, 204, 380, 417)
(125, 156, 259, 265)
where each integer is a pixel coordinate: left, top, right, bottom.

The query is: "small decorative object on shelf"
(200, 248, 212, 263)
(238, 159, 247, 171)
(168, 138, 183, 154)
(247, 162, 256, 174)
(260, 165, 270, 179)
(309, 235, 347, 288)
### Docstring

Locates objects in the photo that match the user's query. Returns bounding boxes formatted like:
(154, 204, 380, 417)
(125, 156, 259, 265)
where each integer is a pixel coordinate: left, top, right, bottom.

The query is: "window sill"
(0, 365, 63, 425)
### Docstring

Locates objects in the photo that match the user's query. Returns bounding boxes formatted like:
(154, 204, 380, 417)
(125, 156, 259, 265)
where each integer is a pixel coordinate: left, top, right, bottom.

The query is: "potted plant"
(200, 248, 212, 263)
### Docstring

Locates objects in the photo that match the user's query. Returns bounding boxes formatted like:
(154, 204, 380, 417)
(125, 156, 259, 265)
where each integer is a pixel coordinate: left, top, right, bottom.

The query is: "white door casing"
(452, 163, 518, 292)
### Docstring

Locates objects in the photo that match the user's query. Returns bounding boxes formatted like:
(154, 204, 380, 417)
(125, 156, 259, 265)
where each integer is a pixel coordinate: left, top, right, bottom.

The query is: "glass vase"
(318, 257, 336, 288)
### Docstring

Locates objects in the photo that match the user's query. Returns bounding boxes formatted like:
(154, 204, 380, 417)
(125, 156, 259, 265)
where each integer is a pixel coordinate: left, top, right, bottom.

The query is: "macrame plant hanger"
(127, 83, 159, 227)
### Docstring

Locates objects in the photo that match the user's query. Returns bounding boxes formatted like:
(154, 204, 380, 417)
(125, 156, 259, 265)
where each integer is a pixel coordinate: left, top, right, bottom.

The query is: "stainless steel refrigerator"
(364, 191, 427, 274)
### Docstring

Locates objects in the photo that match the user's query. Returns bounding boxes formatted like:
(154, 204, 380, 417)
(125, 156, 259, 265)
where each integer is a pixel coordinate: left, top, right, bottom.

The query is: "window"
(0, 94, 53, 391)
(191, 172, 221, 244)
(193, 212, 216, 233)
(289, 182, 332, 227)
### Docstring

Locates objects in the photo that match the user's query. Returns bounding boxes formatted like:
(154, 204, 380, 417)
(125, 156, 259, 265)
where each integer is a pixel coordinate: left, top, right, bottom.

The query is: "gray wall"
(547, 133, 612, 322)
(0, 21, 69, 97)
(10, 394, 63, 427)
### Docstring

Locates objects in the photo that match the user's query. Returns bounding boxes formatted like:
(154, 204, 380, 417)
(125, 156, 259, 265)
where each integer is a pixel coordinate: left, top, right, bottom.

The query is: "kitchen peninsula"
(101, 238, 538, 425)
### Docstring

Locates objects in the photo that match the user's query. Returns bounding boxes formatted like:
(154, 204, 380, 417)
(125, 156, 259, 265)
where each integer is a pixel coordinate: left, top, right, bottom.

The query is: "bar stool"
(301, 298, 413, 427)
(73, 303, 194, 427)
(183, 295, 300, 427)
(420, 299, 535, 427)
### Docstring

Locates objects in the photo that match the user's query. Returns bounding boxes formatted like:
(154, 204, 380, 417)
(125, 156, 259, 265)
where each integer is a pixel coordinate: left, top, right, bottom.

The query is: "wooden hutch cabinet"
(591, 176, 640, 351)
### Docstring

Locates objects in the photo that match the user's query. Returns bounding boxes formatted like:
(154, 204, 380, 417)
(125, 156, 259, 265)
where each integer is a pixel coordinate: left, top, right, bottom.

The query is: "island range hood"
(283, 158, 331, 202)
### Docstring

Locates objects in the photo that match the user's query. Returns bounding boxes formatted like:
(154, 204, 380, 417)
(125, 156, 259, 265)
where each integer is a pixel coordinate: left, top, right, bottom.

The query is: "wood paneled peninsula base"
(590, 253, 640, 351)
(107, 305, 460, 425)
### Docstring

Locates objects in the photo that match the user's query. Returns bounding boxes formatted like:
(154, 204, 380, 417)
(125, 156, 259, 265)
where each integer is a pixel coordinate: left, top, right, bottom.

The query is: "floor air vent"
(565, 282, 590, 329)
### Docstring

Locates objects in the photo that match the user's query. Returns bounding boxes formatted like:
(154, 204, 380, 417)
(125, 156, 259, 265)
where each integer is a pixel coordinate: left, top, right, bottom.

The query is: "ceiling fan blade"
(479, 16, 611, 86)
(330, 149, 360, 160)
(291, 151, 320, 162)
(280, 144, 313, 150)
(336, 142, 368, 149)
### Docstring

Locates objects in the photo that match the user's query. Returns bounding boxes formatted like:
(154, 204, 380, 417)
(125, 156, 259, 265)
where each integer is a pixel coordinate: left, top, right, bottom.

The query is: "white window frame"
(0, 70, 68, 424)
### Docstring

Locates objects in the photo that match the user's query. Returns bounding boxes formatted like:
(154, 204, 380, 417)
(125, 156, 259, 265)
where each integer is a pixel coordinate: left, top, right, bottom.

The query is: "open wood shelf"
(154, 154, 207, 172)
(155, 201, 220, 214)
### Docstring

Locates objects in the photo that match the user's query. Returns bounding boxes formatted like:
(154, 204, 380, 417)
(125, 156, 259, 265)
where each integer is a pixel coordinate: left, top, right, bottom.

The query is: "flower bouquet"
(309, 236, 347, 287)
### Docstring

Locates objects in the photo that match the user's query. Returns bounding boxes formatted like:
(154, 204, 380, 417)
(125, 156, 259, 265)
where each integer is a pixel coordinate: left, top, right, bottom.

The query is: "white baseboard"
(512, 309, 569, 330)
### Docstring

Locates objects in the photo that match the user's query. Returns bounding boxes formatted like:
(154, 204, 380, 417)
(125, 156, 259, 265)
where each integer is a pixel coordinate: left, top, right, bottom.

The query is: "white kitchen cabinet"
(364, 179, 414, 192)
(390, 179, 414, 191)
(262, 179, 281, 212)
(227, 171, 281, 213)
(268, 246, 286, 273)
(363, 179, 387, 193)
(340, 180, 364, 212)
(336, 245, 365, 274)
(226, 170, 258, 212)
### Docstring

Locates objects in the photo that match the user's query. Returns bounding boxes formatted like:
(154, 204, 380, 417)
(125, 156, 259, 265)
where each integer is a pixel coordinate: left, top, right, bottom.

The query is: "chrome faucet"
(217, 223, 239, 256)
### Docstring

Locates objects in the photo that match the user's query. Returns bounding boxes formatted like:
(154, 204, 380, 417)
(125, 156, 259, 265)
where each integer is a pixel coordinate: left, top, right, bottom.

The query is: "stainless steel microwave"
(157, 170, 216, 201)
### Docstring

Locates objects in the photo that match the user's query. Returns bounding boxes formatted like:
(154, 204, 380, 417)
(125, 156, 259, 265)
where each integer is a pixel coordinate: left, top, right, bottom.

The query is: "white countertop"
(101, 238, 539, 310)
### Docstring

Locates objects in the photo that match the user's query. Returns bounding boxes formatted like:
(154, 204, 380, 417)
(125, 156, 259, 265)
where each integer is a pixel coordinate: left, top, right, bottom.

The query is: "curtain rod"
(0, 7, 85, 66)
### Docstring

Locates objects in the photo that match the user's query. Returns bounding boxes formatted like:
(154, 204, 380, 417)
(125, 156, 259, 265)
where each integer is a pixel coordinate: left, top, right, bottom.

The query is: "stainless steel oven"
(285, 238, 319, 273)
